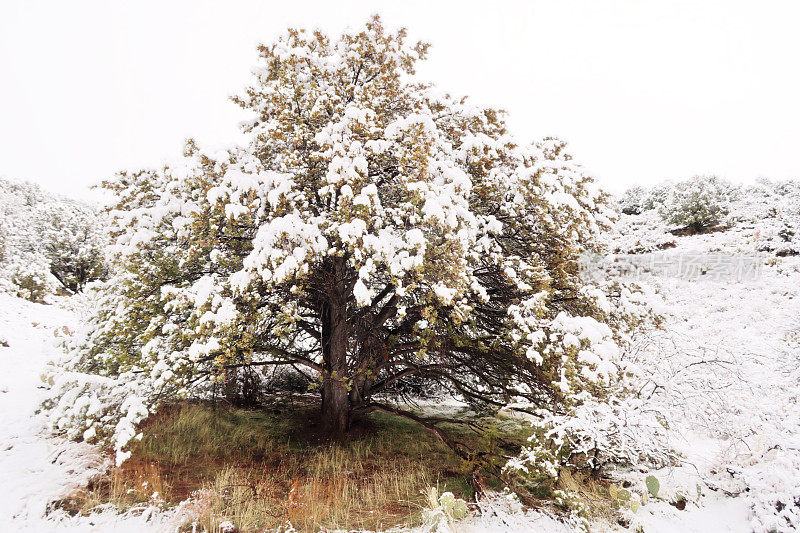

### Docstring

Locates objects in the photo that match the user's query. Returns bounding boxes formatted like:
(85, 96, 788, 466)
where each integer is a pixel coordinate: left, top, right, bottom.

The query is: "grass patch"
(58, 400, 527, 532)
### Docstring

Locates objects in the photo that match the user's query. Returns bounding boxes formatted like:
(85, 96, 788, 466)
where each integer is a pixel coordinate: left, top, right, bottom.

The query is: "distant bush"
(617, 186, 649, 215)
(39, 204, 107, 292)
(617, 181, 679, 216)
(657, 175, 738, 233)
(0, 178, 108, 297)
(13, 273, 48, 303)
(642, 182, 674, 211)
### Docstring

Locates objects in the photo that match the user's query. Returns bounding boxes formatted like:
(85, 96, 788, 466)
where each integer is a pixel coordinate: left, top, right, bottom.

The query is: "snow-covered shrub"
(617, 186, 649, 215)
(657, 175, 739, 233)
(38, 203, 108, 292)
(617, 181, 674, 215)
(605, 210, 675, 254)
(12, 272, 49, 303)
(641, 181, 674, 212)
(0, 177, 107, 296)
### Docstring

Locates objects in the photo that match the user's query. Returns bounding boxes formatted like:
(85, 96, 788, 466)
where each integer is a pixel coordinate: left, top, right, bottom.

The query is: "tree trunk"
(320, 258, 351, 435)
(321, 373, 349, 434)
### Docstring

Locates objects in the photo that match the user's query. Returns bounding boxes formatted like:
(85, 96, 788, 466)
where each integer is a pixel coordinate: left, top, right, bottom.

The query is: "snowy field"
(604, 229, 800, 532)
(0, 294, 177, 531)
(2, 222, 798, 531)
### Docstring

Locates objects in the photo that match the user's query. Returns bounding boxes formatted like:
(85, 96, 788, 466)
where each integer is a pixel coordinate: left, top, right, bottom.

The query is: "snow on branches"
(47, 17, 640, 467)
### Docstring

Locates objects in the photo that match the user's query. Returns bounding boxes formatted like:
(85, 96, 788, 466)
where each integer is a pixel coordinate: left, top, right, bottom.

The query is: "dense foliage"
(657, 175, 738, 233)
(619, 175, 737, 234)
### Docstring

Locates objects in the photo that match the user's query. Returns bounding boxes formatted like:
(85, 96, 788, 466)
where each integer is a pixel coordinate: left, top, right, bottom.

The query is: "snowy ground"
(0, 294, 174, 531)
(1, 228, 798, 531)
(606, 229, 800, 532)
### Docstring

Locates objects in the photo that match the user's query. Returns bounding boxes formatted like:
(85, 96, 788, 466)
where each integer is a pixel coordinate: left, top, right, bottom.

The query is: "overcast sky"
(2, 0, 799, 198)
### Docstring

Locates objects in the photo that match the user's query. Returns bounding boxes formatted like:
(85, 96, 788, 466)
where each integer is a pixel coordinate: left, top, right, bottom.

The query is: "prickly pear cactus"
(646, 475, 660, 498)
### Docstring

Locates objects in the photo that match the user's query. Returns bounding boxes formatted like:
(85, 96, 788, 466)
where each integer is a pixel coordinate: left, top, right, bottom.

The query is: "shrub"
(658, 175, 738, 233)
(13, 272, 49, 303)
(617, 186, 649, 215)
(39, 203, 107, 293)
(0, 177, 107, 297)
(617, 181, 674, 214)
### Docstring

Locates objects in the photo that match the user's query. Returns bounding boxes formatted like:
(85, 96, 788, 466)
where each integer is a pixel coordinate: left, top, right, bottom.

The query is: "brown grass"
(56, 401, 527, 532)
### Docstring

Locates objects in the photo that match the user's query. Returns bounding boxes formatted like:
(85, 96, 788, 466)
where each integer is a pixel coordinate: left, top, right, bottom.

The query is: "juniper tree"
(39, 203, 107, 292)
(658, 175, 738, 233)
(62, 18, 624, 454)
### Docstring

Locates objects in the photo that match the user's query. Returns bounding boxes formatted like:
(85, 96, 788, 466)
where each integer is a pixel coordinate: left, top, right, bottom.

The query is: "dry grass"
(56, 401, 527, 532)
(556, 468, 617, 521)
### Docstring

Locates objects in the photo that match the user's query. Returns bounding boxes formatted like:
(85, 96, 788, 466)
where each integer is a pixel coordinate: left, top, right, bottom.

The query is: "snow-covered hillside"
(599, 178, 800, 531)
(607, 230, 800, 532)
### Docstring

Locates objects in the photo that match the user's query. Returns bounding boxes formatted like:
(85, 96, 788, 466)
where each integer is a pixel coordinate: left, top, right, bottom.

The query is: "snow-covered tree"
(658, 175, 739, 233)
(38, 203, 107, 292)
(617, 186, 649, 215)
(0, 178, 107, 298)
(54, 18, 631, 458)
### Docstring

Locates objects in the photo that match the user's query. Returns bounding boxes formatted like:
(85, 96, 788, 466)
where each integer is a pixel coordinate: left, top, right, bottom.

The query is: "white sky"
(1, 0, 799, 198)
